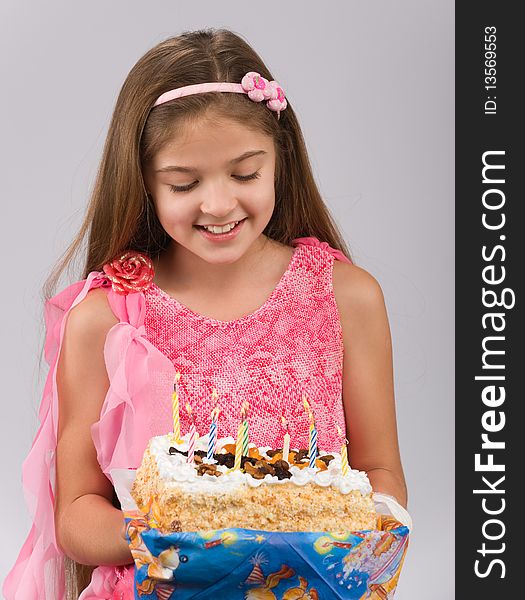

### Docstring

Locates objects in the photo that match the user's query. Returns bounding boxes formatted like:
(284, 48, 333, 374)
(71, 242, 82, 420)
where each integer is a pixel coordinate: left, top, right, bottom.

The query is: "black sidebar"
(456, 4, 523, 597)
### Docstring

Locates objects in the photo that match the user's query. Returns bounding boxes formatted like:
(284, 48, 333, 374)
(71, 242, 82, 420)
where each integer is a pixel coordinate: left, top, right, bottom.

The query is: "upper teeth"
(203, 221, 239, 234)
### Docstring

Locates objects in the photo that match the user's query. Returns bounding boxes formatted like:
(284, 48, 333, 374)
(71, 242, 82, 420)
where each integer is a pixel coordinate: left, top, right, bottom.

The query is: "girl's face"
(144, 116, 276, 265)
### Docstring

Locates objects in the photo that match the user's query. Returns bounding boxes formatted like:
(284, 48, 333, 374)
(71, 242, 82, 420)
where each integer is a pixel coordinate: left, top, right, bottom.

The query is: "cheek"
(152, 201, 172, 228)
(154, 198, 195, 228)
(244, 187, 275, 217)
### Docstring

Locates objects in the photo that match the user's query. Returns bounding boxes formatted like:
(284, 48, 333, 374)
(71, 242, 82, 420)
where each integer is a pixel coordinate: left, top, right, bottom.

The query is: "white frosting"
(150, 433, 372, 496)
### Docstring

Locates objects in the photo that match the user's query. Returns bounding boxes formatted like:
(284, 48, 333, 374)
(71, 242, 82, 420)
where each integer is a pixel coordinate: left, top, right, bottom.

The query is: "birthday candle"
(233, 419, 244, 471)
(308, 418, 318, 469)
(281, 416, 290, 463)
(207, 390, 220, 461)
(186, 403, 197, 464)
(241, 401, 250, 457)
(207, 408, 219, 461)
(303, 395, 318, 469)
(337, 425, 349, 476)
(171, 372, 182, 442)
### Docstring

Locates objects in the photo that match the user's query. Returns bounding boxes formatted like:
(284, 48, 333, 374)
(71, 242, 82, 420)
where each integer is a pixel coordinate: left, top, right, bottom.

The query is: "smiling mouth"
(194, 218, 247, 234)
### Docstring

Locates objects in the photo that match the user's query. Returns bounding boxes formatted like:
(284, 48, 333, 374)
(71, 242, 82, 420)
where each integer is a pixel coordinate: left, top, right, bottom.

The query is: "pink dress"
(2, 237, 352, 600)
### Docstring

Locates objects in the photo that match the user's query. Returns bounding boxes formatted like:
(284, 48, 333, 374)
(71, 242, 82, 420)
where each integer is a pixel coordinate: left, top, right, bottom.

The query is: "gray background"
(0, 1, 454, 598)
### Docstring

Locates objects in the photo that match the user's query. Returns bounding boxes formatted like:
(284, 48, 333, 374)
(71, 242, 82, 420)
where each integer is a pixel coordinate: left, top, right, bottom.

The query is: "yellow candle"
(233, 419, 244, 471)
(171, 372, 182, 443)
(281, 416, 290, 463)
(341, 443, 349, 476)
(337, 425, 349, 476)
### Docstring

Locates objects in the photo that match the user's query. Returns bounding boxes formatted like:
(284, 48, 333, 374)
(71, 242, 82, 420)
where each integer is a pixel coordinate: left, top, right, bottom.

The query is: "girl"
(3, 28, 407, 599)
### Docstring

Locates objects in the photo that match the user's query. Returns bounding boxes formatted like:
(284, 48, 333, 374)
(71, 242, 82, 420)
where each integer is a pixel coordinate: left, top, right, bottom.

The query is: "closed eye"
(235, 171, 261, 182)
(169, 171, 261, 193)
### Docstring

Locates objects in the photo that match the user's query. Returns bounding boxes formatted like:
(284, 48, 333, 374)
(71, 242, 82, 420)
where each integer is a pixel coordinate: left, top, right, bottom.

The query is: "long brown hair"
(43, 27, 352, 301)
(43, 28, 353, 597)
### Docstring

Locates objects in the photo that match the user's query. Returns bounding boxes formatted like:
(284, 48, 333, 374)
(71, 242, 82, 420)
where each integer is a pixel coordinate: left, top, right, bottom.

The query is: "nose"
(199, 179, 238, 219)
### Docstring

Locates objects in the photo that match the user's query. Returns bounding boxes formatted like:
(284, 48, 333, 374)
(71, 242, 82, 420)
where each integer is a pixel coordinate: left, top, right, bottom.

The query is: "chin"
(170, 223, 267, 263)
(195, 244, 250, 264)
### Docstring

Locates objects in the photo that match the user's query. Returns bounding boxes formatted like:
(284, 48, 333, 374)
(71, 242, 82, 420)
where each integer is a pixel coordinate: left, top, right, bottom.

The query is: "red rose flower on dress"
(102, 251, 155, 295)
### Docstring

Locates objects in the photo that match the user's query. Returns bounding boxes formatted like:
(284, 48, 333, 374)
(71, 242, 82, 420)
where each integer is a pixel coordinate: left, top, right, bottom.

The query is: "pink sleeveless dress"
(2, 237, 352, 600)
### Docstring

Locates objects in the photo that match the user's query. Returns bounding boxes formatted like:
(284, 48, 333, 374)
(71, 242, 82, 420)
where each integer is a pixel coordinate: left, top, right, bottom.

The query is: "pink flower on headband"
(102, 251, 155, 295)
(241, 71, 287, 117)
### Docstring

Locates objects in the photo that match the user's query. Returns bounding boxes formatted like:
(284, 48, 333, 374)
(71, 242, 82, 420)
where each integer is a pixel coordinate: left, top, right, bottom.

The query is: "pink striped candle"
(186, 403, 197, 464)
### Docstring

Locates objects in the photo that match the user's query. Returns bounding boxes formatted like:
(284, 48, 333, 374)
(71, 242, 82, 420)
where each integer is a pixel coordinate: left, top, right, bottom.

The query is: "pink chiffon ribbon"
(2, 272, 146, 599)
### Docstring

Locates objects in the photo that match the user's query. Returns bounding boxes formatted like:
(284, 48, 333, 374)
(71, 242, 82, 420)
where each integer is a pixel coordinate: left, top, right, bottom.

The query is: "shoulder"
(56, 287, 120, 423)
(66, 286, 119, 343)
(332, 261, 388, 328)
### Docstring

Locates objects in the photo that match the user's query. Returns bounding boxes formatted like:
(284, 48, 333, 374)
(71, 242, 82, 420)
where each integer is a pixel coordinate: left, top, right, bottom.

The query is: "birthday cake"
(130, 433, 376, 533)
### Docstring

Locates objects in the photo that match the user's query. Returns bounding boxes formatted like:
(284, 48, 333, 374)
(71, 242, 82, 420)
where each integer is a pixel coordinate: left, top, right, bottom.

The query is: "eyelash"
(169, 171, 261, 193)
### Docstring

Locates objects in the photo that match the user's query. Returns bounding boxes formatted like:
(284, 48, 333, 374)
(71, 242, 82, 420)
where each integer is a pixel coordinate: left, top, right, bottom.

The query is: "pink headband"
(152, 71, 287, 119)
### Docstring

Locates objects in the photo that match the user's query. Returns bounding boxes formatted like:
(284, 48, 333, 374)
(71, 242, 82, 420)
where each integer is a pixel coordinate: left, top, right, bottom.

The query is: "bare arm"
(333, 262, 408, 508)
(54, 288, 132, 566)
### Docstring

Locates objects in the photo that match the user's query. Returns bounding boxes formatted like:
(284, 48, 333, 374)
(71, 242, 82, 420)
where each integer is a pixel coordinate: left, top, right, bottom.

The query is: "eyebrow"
(155, 150, 267, 173)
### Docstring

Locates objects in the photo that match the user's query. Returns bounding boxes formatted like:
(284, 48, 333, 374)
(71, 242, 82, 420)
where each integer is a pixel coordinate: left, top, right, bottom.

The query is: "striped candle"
(337, 425, 349, 476)
(241, 401, 249, 456)
(171, 372, 182, 442)
(233, 419, 244, 471)
(302, 395, 318, 468)
(186, 403, 197, 464)
(308, 420, 318, 469)
(207, 405, 219, 461)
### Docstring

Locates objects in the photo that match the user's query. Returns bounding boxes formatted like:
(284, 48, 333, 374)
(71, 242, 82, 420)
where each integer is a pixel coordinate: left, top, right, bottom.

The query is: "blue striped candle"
(308, 421, 318, 468)
(207, 416, 218, 460)
(207, 391, 219, 460)
(303, 395, 318, 469)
